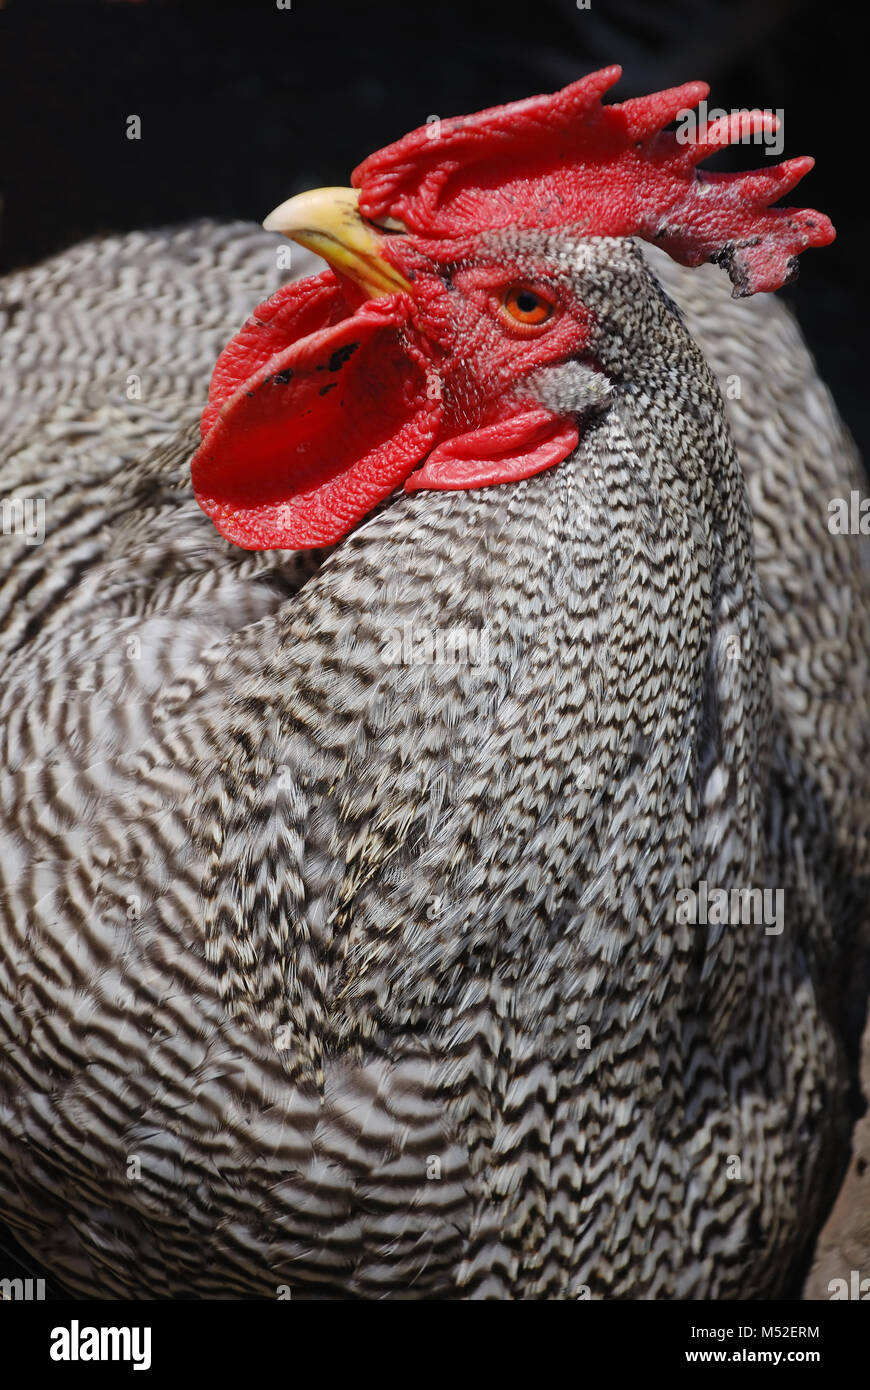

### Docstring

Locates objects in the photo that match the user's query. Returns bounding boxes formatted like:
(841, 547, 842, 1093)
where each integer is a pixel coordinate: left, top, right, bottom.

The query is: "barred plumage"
(0, 211, 866, 1298)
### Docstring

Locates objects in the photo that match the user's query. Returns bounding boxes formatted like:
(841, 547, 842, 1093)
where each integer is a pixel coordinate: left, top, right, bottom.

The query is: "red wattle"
(201, 272, 350, 437)
(405, 409, 580, 492)
(192, 292, 442, 549)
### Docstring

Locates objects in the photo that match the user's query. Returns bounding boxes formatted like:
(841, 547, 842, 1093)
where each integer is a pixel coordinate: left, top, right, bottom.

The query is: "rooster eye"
(500, 285, 555, 328)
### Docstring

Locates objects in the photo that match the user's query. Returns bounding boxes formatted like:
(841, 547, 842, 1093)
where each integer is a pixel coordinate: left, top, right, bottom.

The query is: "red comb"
(353, 65, 834, 296)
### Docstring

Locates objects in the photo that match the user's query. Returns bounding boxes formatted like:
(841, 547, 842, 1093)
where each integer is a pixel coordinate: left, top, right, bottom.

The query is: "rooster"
(0, 66, 866, 1300)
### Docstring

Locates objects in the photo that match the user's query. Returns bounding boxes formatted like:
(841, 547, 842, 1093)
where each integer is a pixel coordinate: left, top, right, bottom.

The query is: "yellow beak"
(262, 186, 413, 299)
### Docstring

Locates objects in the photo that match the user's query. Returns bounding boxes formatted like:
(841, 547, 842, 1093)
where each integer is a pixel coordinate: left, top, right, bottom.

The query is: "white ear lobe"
(521, 360, 613, 414)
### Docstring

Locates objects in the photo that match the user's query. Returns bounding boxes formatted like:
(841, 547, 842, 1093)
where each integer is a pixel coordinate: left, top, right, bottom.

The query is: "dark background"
(0, 0, 864, 456)
(0, 0, 863, 1297)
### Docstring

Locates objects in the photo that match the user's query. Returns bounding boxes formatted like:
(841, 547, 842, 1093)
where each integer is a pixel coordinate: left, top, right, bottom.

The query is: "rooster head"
(191, 65, 834, 550)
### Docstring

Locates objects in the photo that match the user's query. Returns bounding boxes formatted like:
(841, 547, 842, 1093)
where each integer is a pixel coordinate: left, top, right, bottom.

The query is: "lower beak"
(263, 186, 412, 299)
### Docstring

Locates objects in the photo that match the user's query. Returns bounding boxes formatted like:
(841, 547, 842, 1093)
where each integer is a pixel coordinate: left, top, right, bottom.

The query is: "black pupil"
(515, 290, 541, 314)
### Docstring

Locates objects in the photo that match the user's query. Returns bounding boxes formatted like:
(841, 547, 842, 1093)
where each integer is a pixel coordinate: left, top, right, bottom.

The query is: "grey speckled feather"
(0, 221, 867, 1298)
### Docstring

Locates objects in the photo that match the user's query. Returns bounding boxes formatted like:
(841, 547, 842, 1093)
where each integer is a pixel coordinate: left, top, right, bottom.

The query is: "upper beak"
(263, 186, 413, 299)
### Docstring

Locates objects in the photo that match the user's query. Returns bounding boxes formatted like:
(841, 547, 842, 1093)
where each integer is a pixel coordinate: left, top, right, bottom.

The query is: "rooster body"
(0, 73, 866, 1299)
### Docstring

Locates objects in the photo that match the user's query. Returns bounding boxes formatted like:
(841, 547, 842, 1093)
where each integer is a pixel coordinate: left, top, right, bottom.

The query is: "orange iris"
(500, 285, 555, 328)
